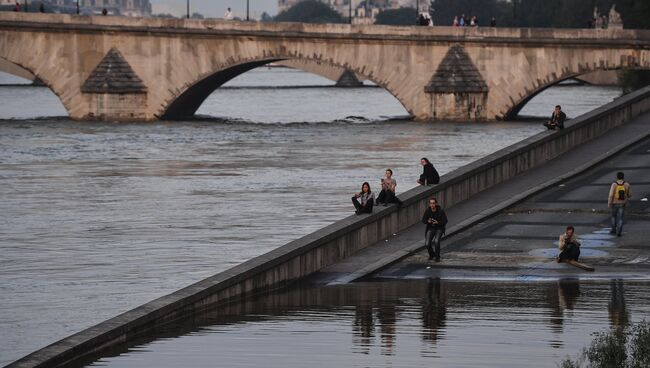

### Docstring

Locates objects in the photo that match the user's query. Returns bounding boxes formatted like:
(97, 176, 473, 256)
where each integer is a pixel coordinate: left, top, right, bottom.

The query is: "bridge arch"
(160, 56, 411, 120)
(496, 51, 648, 120)
(0, 56, 73, 117)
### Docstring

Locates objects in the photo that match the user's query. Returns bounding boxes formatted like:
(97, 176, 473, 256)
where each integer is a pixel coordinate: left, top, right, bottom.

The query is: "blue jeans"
(611, 204, 625, 235)
(425, 228, 443, 259)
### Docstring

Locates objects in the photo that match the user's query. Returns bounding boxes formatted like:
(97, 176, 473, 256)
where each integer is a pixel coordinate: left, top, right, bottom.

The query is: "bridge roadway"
(0, 12, 649, 121)
(310, 113, 650, 284)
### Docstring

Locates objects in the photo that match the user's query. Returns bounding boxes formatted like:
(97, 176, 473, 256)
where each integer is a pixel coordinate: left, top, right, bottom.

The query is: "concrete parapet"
(8, 86, 650, 367)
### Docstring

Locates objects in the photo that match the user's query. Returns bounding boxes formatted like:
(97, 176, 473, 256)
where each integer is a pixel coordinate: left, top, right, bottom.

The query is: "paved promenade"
(312, 113, 650, 284)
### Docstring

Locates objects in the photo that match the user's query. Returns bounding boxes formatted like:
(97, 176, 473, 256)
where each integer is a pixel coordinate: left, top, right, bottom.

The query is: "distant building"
(1, 0, 15, 5)
(80, 0, 151, 16)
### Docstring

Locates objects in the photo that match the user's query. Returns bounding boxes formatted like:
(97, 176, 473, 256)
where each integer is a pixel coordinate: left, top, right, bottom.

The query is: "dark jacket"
(422, 205, 448, 233)
(420, 163, 440, 185)
(550, 111, 566, 127)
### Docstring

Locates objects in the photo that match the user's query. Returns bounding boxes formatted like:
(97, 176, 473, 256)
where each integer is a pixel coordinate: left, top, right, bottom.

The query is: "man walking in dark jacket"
(543, 105, 567, 130)
(422, 197, 448, 262)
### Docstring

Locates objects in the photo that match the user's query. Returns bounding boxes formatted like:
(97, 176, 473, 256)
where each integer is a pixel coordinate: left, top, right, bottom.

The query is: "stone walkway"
(311, 113, 650, 284)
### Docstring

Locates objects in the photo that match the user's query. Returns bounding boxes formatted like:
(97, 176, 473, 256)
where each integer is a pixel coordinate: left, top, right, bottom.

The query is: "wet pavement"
(378, 136, 650, 280)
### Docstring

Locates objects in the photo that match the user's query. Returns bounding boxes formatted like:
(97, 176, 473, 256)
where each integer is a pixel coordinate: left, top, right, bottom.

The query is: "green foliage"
(585, 328, 628, 368)
(275, 0, 346, 24)
(260, 11, 274, 22)
(620, 71, 650, 94)
(374, 7, 417, 26)
(560, 320, 650, 368)
(430, 0, 650, 29)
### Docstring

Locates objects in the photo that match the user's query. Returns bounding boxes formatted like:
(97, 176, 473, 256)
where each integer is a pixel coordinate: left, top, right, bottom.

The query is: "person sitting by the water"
(377, 169, 403, 207)
(417, 157, 440, 185)
(543, 105, 567, 130)
(352, 182, 375, 215)
(557, 226, 581, 262)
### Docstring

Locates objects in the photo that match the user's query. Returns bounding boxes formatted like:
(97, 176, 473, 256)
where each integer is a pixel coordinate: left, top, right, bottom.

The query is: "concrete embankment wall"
(10, 85, 650, 368)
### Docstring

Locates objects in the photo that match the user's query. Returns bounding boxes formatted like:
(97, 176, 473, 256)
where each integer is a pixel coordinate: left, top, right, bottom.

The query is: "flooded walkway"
(379, 131, 650, 281)
(84, 279, 650, 368)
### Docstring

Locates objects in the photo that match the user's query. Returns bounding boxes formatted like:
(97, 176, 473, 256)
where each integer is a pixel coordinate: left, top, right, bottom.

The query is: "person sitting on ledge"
(557, 226, 581, 262)
(377, 169, 403, 207)
(417, 157, 440, 186)
(543, 105, 567, 130)
(352, 182, 375, 215)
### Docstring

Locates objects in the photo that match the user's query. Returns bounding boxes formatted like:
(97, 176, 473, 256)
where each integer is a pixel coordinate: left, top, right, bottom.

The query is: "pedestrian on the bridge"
(470, 16, 478, 27)
(422, 197, 448, 262)
(377, 169, 403, 207)
(490, 17, 497, 27)
(459, 14, 466, 27)
(352, 182, 375, 215)
(224, 7, 234, 20)
(14, 1, 20, 11)
(452, 16, 459, 27)
(102, 8, 107, 15)
(543, 105, 567, 130)
(608, 171, 631, 237)
(417, 157, 440, 186)
(557, 226, 581, 262)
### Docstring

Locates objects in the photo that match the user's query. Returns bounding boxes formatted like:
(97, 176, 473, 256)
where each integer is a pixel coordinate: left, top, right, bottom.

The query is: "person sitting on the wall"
(417, 157, 440, 185)
(352, 182, 375, 215)
(557, 226, 581, 262)
(377, 169, 403, 207)
(543, 105, 567, 130)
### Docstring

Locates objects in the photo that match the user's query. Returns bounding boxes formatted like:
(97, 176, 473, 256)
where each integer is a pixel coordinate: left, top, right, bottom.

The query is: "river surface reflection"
(87, 279, 648, 368)
(0, 68, 623, 365)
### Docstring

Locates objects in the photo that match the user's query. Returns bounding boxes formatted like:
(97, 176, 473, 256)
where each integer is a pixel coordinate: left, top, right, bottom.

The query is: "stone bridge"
(0, 12, 649, 121)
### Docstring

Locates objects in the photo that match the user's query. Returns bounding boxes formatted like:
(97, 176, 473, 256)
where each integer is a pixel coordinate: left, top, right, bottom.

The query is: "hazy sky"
(151, 0, 279, 18)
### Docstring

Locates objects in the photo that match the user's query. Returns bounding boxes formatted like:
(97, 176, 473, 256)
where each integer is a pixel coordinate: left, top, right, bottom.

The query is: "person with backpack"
(608, 171, 631, 236)
(417, 158, 440, 185)
(557, 226, 581, 262)
(352, 182, 375, 215)
(422, 197, 448, 262)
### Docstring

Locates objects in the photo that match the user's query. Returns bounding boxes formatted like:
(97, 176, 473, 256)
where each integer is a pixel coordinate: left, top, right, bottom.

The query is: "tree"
(275, 0, 346, 24)
(560, 320, 650, 368)
(260, 11, 274, 22)
(374, 7, 417, 26)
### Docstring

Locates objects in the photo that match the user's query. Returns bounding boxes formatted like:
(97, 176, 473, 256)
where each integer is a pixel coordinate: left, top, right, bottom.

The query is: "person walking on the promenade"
(543, 105, 567, 130)
(417, 157, 440, 185)
(490, 17, 497, 27)
(352, 182, 375, 215)
(14, 1, 20, 11)
(608, 171, 631, 236)
(422, 197, 448, 262)
(557, 226, 581, 262)
(452, 16, 459, 26)
(377, 169, 402, 207)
